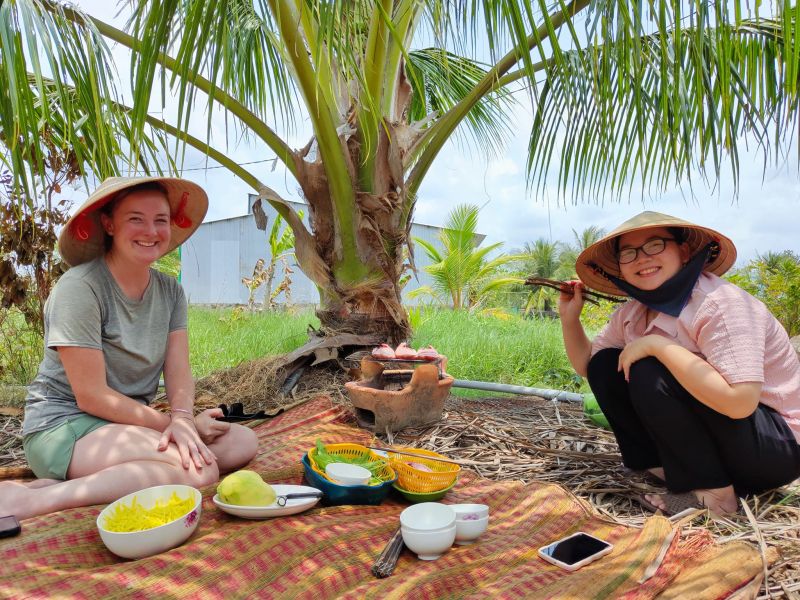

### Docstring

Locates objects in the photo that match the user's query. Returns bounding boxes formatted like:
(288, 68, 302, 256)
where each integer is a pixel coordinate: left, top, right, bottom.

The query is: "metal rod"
(276, 492, 323, 506)
(367, 446, 465, 466)
(451, 379, 584, 403)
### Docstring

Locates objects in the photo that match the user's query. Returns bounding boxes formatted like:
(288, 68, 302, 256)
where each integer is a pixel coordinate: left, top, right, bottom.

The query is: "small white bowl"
(451, 503, 490, 521)
(401, 524, 457, 560)
(454, 515, 489, 545)
(400, 502, 456, 532)
(97, 484, 202, 560)
(325, 463, 372, 486)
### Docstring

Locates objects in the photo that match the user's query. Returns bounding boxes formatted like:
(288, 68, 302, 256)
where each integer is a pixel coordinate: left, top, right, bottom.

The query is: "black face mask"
(606, 243, 713, 317)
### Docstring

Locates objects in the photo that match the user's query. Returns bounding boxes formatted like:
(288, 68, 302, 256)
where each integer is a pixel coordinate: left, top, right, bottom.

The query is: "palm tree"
(4, 1, 800, 345)
(410, 204, 520, 310)
(558, 225, 607, 279)
(516, 238, 568, 314)
(758, 250, 800, 273)
(572, 226, 606, 253)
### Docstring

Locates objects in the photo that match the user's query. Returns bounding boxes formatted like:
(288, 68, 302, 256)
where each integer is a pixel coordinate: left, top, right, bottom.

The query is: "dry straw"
(384, 395, 800, 600)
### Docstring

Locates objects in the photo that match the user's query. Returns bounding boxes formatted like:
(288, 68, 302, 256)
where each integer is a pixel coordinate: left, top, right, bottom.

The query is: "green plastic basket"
(583, 393, 611, 429)
(392, 480, 457, 503)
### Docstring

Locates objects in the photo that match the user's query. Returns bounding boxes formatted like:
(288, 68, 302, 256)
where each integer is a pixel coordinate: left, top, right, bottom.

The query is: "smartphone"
(538, 532, 613, 571)
(0, 515, 21, 539)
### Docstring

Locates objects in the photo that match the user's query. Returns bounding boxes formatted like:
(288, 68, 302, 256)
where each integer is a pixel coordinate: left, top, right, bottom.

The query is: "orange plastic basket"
(387, 447, 460, 493)
(307, 443, 395, 487)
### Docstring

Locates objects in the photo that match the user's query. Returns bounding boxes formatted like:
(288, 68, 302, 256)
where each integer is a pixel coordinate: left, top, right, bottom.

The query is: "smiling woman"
(0, 177, 259, 522)
(99, 183, 173, 262)
(558, 211, 800, 517)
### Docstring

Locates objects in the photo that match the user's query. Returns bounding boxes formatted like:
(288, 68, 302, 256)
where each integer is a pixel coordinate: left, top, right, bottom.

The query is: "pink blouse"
(591, 273, 800, 443)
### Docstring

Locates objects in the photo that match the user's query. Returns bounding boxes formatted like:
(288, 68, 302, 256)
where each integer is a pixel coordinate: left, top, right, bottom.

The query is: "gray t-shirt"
(23, 257, 188, 436)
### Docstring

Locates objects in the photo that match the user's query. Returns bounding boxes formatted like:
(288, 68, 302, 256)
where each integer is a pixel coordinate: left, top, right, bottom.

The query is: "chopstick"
(523, 277, 624, 305)
(367, 446, 465, 466)
(372, 527, 404, 578)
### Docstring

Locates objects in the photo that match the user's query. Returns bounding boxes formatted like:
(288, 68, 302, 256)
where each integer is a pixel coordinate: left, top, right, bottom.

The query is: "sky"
(66, 1, 800, 266)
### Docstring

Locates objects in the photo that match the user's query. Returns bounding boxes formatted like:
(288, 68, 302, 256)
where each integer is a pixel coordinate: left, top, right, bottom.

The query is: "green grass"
(186, 307, 581, 392)
(3, 306, 585, 396)
(409, 309, 584, 393)
(187, 308, 319, 377)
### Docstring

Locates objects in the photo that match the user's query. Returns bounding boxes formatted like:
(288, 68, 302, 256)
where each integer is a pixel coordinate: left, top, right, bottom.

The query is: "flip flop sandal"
(217, 403, 267, 422)
(637, 492, 704, 517)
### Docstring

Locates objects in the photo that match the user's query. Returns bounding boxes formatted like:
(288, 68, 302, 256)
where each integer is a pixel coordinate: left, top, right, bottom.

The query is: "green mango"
(217, 470, 277, 506)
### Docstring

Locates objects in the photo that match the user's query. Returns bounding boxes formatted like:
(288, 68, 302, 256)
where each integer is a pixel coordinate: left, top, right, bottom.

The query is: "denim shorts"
(23, 415, 111, 480)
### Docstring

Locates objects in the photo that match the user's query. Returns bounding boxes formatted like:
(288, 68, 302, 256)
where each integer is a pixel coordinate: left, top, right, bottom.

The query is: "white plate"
(213, 484, 322, 519)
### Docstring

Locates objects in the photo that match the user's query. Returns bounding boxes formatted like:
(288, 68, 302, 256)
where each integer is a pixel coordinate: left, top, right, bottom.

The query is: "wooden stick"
(372, 527, 405, 578)
(524, 277, 624, 304)
(368, 446, 465, 466)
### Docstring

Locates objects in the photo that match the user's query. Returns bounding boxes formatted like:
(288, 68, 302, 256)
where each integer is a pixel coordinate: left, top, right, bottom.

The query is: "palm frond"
(441, 202, 481, 251)
(572, 226, 606, 251)
(474, 275, 524, 295)
(406, 48, 516, 156)
(528, 2, 800, 200)
(0, 1, 128, 197)
(415, 203, 519, 308)
(125, 0, 297, 140)
(406, 284, 441, 303)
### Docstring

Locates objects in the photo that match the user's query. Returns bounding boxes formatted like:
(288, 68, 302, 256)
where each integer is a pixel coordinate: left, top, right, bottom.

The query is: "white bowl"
(400, 502, 456, 532)
(325, 463, 371, 486)
(97, 484, 202, 559)
(454, 515, 489, 545)
(451, 503, 489, 521)
(401, 524, 457, 560)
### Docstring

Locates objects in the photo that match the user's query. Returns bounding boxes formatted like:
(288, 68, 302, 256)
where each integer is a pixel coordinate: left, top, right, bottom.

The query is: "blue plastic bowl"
(301, 454, 397, 506)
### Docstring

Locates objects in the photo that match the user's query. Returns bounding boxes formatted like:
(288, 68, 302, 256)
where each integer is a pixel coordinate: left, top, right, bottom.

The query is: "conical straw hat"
(59, 176, 208, 267)
(575, 211, 737, 296)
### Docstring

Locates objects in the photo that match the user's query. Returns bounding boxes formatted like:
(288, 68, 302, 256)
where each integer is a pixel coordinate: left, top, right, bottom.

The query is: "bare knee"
(212, 424, 259, 473)
(179, 460, 220, 489)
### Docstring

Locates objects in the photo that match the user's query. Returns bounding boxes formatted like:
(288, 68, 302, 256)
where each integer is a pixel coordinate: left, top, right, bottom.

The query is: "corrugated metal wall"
(181, 195, 483, 306)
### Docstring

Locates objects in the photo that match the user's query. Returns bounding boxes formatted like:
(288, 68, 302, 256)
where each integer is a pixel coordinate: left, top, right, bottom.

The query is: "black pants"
(587, 348, 800, 495)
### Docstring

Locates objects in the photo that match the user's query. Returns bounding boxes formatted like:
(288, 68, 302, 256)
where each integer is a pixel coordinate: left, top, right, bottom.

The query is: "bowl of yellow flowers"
(96, 484, 202, 559)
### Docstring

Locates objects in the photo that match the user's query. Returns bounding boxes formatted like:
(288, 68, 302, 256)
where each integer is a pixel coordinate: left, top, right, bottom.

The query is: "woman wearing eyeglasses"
(559, 212, 800, 515)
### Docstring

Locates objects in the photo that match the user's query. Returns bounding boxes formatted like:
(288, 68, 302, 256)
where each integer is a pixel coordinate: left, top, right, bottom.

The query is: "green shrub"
(727, 252, 800, 336)
(580, 299, 618, 334)
(0, 307, 42, 384)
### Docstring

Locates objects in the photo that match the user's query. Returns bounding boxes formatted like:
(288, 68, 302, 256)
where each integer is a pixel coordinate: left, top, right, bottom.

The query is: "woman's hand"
(557, 280, 586, 323)
(158, 415, 216, 470)
(618, 335, 671, 381)
(194, 408, 231, 445)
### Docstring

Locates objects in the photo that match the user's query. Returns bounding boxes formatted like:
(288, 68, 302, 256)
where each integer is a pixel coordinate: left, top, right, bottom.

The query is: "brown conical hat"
(58, 176, 208, 267)
(575, 211, 737, 296)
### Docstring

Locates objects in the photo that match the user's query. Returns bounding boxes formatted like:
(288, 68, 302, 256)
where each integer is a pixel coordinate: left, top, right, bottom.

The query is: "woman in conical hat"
(560, 211, 800, 515)
(1, 177, 258, 520)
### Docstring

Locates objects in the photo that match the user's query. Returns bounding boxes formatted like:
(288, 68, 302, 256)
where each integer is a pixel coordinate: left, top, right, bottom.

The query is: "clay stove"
(345, 356, 454, 433)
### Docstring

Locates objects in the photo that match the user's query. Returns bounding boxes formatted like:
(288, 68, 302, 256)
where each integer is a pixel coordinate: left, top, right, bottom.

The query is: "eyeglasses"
(617, 238, 676, 264)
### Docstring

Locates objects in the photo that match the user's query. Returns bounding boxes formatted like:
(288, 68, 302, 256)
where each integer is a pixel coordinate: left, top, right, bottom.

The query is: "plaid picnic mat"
(0, 397, 763, 599)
